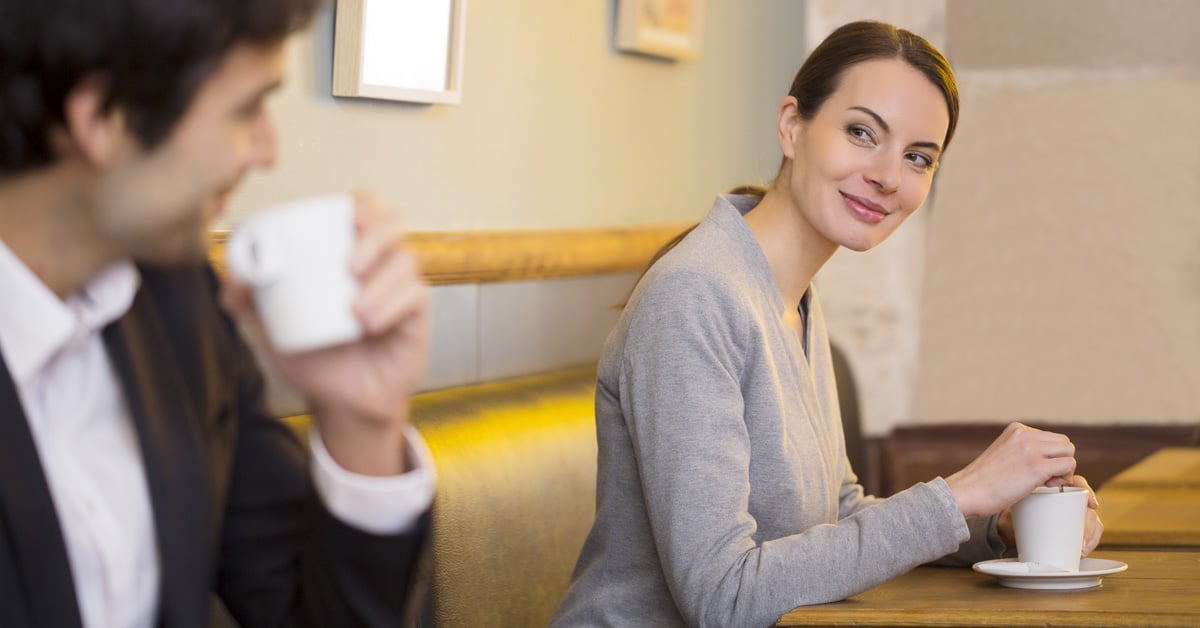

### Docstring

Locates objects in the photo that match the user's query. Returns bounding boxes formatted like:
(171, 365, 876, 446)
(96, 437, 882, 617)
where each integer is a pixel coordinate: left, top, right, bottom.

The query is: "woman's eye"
(906, 152, 934, 170)
(847, 125, 874, 143)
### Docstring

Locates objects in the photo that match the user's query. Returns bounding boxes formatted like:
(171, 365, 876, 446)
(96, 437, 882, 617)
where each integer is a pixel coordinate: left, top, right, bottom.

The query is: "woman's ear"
(777, 95, 803, 160)
(55, 76, 130, 168)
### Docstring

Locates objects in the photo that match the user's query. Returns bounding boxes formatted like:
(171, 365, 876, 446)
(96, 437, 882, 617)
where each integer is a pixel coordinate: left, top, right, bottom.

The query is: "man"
(0, 1, 435, 626)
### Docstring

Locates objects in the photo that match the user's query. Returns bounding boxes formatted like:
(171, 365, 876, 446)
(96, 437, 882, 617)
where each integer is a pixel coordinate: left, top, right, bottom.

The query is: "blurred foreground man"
(0, 1, 435, 626)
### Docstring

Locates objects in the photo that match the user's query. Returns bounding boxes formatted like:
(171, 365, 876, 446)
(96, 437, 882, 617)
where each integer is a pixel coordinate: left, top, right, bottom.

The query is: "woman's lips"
(841, 192, 889, 224)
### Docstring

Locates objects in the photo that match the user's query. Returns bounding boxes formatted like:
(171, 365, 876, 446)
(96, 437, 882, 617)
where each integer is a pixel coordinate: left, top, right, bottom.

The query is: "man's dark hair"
(0, 0, 320, 176)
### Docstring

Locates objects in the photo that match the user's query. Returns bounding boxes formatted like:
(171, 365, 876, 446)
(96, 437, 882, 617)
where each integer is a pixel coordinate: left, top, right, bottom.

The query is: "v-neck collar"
(709, 195, 814, 363)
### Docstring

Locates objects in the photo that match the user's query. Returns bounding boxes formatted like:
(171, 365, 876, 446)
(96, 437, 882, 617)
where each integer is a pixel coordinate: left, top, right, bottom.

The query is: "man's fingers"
(349, 194, 407, 276)
(355, 260, 427, 335)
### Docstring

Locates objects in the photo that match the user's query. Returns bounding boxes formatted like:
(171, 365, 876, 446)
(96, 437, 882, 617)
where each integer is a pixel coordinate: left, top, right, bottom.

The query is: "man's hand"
(222, 192, 429, 476)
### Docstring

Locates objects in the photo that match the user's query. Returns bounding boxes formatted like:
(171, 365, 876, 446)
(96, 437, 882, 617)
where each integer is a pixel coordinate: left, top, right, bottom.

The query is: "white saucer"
(972, 558, 1129, 590)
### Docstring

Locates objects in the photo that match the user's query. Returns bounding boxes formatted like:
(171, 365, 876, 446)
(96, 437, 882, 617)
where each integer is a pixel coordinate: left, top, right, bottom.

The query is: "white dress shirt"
(0, 238, 436, 628)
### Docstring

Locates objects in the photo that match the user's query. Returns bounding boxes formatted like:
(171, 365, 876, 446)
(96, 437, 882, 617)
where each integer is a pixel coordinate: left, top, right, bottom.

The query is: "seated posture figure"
(552, 20, 1103, 628)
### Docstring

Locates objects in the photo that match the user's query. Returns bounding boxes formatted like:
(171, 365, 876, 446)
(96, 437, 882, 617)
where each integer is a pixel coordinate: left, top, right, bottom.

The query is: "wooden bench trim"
(208, 224, 690, 285)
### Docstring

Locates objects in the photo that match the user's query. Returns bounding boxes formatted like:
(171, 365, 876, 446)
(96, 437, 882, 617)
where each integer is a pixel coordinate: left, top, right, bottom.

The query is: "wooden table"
(1103, 447, 1200, 490)
(1095, 486, 1200, 549)
(776, 550, 1200, 627)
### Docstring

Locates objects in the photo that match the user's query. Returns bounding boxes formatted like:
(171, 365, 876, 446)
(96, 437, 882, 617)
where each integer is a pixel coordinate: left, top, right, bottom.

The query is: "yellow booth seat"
(286, 366, 599, 627)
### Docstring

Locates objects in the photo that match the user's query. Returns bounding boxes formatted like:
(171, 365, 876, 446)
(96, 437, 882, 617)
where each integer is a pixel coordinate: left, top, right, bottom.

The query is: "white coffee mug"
(226, 194, 363, 354)
(1010, 486, 1089, 571)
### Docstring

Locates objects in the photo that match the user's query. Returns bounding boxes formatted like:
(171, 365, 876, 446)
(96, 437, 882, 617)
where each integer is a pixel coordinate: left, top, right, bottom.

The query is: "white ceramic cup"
(1010, 486, 1089, 572)
(226, 194, 363, 354)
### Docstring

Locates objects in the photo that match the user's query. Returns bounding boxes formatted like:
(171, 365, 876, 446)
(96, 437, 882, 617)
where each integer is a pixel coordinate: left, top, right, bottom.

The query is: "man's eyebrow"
(849, 105, 942, 154)
(240, 79, 283, 108)
(259, 79, 284, 98)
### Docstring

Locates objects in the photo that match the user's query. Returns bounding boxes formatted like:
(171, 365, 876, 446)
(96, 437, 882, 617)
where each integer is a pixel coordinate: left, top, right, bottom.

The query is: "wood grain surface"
(777, 550, 1200, 627)
(1103, 448, 1200, 490)
(1096, 486, 1200, 549)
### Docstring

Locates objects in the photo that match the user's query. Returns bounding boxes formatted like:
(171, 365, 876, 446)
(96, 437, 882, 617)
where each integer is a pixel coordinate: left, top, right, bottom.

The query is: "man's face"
(91, 42, 285, 266)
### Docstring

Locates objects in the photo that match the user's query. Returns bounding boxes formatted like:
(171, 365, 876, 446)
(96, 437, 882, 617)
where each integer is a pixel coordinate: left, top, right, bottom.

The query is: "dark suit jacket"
(0, 263, 430, 628)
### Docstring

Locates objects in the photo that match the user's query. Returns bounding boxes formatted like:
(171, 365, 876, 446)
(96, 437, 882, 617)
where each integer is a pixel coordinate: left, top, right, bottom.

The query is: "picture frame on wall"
(332, 0, 467, 104)
(616, 0, 704, 61)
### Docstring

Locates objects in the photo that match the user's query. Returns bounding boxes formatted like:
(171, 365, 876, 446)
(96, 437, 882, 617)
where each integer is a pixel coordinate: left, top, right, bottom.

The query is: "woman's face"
(779, 58, 950, 252)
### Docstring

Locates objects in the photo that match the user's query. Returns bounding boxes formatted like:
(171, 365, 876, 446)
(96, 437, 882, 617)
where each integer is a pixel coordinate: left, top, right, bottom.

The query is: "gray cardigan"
(552, 195, 1005, 628)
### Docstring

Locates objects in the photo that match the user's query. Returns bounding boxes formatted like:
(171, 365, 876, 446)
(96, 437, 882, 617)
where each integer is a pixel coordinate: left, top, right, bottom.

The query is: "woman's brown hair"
(789, 20, 958, 154)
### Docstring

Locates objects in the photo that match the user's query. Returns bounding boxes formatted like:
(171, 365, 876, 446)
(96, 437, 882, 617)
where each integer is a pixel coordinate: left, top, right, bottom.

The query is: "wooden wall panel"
(208, 224, 690, 285)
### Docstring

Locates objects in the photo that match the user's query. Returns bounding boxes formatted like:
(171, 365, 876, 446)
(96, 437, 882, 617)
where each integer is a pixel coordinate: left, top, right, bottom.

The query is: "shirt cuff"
(309, 425, 436, 535)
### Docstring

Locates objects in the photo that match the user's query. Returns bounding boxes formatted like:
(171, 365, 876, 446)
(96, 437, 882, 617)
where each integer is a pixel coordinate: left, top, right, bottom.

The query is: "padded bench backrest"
(277, 352, 862, 628)
(411, 367, 598, 627)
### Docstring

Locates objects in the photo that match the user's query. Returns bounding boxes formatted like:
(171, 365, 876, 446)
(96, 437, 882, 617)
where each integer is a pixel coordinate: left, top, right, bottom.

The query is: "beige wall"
(233, 2, 812, 411)
(916, 0, 1200, 424)
(221, 1, 809, 231)
(233, 2, 1200, 428)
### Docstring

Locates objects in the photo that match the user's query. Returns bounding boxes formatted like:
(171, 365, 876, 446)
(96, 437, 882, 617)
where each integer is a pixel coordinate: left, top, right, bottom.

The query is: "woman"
(551, 20, 1102, 628)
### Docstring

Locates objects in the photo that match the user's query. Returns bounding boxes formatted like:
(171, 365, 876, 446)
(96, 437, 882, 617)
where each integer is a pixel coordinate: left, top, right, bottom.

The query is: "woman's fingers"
(1069, 475, 1101, 509)
(946, 422, 1081, 517)
(1070, 474, 1104, 555)
(1082, 507, 1104, 556)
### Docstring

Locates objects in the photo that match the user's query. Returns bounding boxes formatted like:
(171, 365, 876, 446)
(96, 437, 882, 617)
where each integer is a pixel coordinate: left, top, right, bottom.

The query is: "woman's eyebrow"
(849, 105, 942, 153)
(850, 105, 890, 133)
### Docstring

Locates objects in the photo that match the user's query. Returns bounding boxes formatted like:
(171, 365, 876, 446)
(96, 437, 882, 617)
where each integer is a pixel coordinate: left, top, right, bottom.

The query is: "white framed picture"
(332, 0, 467, 104)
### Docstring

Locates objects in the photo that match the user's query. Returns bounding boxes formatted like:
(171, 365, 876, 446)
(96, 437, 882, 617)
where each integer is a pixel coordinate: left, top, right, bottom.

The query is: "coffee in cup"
(1010, 486, 1089, 572)
(225, 194, 363, 354)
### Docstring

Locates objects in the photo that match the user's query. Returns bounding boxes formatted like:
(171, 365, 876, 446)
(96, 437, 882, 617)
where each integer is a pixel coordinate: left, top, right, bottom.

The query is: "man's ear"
(55, 76, 130, 167)
(777, 95, 803, 161)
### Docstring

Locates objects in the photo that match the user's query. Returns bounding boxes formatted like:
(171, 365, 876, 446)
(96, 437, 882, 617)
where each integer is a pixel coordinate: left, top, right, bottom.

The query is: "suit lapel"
(0, 354, 84, 628)
(103, 286, 210, 628)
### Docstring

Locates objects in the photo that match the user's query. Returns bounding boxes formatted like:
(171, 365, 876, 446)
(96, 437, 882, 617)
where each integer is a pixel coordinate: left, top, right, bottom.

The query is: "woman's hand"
(996, 508, 1015, 548)
(945, 422, 1077, 518)
(1071, 475, 1104, 556)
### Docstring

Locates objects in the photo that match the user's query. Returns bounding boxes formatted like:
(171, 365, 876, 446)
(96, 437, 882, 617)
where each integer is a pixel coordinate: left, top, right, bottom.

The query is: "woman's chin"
(836, 233, 883, 253)
(835, 222, 902, 252)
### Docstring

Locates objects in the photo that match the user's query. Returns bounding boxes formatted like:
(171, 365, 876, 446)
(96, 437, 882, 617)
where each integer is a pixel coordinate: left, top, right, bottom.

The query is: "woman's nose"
(865, 153, 901, 194)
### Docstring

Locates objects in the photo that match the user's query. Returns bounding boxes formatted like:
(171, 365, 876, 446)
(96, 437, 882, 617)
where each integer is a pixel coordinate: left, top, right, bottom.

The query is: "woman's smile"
(840, 191, 890, 224)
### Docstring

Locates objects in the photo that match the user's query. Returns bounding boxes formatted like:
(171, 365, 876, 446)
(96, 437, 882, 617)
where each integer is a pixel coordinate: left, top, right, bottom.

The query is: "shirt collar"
(0, 238, 140, 387)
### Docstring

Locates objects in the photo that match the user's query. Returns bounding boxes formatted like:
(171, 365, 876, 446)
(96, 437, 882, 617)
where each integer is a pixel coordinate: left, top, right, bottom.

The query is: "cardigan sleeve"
(833, 448, 1008, 568)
